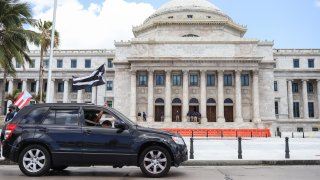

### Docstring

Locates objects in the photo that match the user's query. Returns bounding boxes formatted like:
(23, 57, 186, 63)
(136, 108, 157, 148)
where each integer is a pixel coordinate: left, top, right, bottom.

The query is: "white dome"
(155, 0, 221, 15)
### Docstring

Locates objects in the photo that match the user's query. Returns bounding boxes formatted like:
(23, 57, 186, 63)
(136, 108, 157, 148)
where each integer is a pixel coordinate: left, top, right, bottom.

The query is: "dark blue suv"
(1, 103, 188, 177)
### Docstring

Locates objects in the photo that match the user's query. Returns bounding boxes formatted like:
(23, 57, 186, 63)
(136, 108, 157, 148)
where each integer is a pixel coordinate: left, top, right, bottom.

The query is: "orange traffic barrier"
(161, 128, 271, 138)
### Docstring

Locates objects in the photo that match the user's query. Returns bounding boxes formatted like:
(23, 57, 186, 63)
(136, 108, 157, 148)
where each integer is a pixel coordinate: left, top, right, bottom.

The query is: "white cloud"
(27, 0, 155, 49)
(316, 0, 320, 7)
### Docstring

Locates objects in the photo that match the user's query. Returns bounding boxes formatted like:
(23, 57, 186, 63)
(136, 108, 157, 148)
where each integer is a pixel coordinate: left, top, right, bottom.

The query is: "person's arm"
(93, 111, 103, 123)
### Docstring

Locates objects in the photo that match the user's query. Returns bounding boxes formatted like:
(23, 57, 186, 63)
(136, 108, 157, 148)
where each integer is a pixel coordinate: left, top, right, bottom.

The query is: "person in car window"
(102, 120, 112, 128)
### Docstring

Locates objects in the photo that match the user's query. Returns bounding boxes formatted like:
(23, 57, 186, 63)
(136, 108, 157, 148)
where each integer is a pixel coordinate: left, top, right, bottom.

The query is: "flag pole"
(95, 86, 98, 105)
(46, 0, 58, 103)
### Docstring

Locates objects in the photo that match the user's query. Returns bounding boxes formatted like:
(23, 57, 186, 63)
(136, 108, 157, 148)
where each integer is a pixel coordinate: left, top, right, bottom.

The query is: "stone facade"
(0, 0, 319, 133)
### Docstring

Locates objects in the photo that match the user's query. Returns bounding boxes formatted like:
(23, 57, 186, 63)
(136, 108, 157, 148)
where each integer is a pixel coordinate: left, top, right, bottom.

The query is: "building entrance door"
(207, 106, 216, 122)
(172, 106, 181, 122)
(155, 106, 164, 122)
(224, 106, 233, 122)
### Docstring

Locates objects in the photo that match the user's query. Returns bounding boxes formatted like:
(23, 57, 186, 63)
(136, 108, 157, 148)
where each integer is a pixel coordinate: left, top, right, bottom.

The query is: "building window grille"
(107, 101, 113, 107)
(155, 74, 165, 86)
(293, 102, 300, 118)
(43, 59, 49, 69)
(85, 59, 91, 68)
(29, 59, 35, 68)
(30, 82, 36, 93)
(57, 59, 63, 68)
(308, 102, 314, 118)
(107, 58, 113, 68)
(275, 101, 279, 115)
(293, 59, 299, 68)
(312, 127, 319, 131)
(307, 82, 313, 93)
(5, 82, 8, 92)
(297, 127, 303, 132)
(57, 82, 64, 93)
(139, 73, 147, 86)
(16, 62, 21, 68)
(274, 81, 278, 91)
(189, 74, 198, 86)
(187, 15, 193, 18)
(241, 74, 249, 86)
(224, 74, 232, 86)
(308, 59, 314, 68)
(71, 59, 77, 68)
(106, 81, 113, 91)
(292, 83, 299, 93)
(172, 74, 181, 86)
(207, 74, 215, 86)
(17, 82, 22, 90)
(85, 86, 92, 93)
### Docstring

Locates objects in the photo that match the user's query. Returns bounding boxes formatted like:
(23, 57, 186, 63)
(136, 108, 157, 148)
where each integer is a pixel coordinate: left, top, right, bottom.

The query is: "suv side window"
(83, 108, 117, 128)
(42, 110, 79, 126)
(20, 107, 49, 124)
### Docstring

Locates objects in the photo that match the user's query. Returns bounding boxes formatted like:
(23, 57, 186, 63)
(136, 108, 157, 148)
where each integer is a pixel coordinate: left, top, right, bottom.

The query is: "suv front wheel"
(139, 146, 172, 178)
(18, 145, 51, 176)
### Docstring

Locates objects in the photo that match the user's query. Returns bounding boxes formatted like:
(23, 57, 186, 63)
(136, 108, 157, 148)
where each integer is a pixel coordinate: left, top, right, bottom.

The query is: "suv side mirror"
(114, 120, 126, 130)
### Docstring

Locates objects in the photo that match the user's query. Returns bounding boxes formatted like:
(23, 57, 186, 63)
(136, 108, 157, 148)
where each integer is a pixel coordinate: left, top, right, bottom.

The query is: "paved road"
(0, 165, 320, 180)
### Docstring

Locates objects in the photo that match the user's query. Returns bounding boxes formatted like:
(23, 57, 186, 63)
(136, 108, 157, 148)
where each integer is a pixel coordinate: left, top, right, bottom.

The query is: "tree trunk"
(1, 70, 8, 115)
(38, 48, 44, 103)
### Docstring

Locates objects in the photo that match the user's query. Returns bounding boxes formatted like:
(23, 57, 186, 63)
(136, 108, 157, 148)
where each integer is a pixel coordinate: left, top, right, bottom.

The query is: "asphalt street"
(0, 165, 319, 180)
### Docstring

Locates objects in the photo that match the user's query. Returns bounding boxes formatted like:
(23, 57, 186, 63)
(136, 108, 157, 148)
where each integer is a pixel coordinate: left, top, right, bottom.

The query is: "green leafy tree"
(0, 0, 39, 114)
(35, 20, 60, 103)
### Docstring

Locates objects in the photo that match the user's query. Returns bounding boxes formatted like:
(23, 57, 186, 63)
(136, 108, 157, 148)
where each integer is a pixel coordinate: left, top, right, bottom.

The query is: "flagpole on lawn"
(46, 0, 58, 103)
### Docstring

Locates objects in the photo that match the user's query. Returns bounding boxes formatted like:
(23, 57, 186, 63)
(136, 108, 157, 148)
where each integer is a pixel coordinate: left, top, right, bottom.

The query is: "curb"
(182, 160, 320, 166)
(1, 159, 320, 166)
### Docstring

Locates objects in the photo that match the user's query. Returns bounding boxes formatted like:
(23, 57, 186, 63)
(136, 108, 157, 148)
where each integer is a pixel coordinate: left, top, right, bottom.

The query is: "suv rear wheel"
(18, 145, 51, 176)
(139, 146, 171, 178)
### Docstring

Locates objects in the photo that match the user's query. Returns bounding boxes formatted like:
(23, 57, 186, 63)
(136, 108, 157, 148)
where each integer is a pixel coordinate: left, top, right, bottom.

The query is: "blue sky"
(30, 0, 320, 49)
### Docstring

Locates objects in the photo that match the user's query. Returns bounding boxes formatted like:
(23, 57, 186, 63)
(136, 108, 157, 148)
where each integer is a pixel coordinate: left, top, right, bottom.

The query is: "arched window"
(207, 98, 216, 104)
(172, 98, 182, 104)
(155, 98, 164, 104)
(189, 98, 199, 104)
(224, 98, 233, 104)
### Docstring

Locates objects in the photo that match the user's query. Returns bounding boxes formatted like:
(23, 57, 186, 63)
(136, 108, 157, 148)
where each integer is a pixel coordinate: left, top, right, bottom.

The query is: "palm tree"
(0, 0, 39, 114)
(6, 89, 21, 102)
(35, 20, 60, 103)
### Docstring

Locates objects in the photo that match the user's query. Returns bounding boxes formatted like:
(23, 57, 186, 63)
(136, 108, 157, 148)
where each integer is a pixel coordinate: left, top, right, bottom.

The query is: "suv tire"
(18, 145, 51, 176)
(139, 146, 171, 178)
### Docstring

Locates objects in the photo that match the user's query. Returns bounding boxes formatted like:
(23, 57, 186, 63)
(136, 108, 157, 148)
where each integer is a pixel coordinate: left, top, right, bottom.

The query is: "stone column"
(317, 80, 320, 119)
(217, 70, 225, 122)
(200, 70, 207, 123)
(91, 86, 97, 104)
(165, 70, 172, 122)
(235, 70, 243, 122)
(63, 79, 69, 103)
(22, 79, 27, 91)
(182, 70, 189, 122)
(147, 70, 154, 122)
(130, 70, 137, 122)
(50, 79, 55, 103)
(8, 79, 13, 95)
(302, 80, 309, 119)
(35, 80, 40, 95)
(287, 80, 294, 119)
(77, 89, 83, 103)
(252, 70, 261, 123)
(7, 78, 14, 106)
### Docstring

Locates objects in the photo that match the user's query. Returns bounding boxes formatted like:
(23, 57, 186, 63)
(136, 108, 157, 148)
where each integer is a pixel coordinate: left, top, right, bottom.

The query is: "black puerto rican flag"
(72, 64, 106, 90)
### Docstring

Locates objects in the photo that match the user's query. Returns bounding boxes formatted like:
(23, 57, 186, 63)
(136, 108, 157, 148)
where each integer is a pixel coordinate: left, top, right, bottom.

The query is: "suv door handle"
(38, 127, 47, 133)
(85, 129, 92, 135)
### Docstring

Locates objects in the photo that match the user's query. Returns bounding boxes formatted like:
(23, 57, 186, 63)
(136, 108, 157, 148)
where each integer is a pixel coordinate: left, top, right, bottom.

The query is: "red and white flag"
(14, 90, 32, 109)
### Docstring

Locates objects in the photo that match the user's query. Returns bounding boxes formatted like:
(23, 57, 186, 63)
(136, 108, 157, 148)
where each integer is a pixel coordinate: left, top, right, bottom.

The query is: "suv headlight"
(172, 136, 185, 145)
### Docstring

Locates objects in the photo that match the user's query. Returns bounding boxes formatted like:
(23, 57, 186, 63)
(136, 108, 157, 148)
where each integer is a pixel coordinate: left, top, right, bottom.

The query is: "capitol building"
(1, 0, 319, 133)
